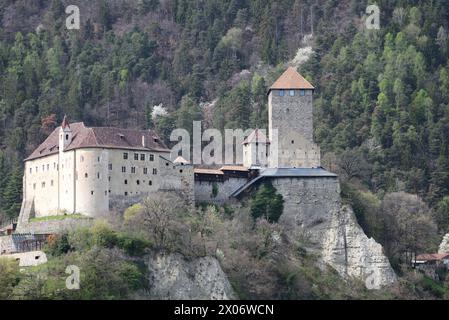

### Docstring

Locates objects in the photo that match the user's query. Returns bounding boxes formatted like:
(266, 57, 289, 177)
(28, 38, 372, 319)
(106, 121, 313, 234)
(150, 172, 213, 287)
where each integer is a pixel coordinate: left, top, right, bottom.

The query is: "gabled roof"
(173, 156, 190, 164)
(269, 66, 315, 92)
(242, 129, 269, 145)
(25, 122, 169, 161)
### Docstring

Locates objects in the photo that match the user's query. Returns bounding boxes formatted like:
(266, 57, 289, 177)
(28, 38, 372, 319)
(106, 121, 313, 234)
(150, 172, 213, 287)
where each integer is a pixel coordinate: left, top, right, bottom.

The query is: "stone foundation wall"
(195, 178, 247, 204)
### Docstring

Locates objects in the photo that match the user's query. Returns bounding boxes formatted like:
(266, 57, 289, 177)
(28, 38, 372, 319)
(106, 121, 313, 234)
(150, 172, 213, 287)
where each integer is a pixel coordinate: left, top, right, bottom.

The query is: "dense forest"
(1, 0, 449, 269)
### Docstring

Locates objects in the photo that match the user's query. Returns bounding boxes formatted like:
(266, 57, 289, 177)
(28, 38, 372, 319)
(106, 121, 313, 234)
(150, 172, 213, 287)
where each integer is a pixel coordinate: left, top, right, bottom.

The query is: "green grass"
(29, 214, 89, 223)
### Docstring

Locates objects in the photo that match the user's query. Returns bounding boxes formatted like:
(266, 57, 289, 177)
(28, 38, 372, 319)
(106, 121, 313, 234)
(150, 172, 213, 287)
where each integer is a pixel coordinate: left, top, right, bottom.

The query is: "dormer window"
(289, 90, 295, 96)
(300, 90, 306, 96)
(279, 90, 285, 97)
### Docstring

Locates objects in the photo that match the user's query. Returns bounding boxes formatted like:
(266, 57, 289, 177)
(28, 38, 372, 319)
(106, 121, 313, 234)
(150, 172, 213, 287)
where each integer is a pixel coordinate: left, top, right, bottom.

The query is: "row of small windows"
(124, 179, 153, 186)
(120, 166, 157, 175)
(278, 89, 307, 97)
(123, 153, 154, 161)
(30, 163, 58, 174)
(33, 180, 55, 189)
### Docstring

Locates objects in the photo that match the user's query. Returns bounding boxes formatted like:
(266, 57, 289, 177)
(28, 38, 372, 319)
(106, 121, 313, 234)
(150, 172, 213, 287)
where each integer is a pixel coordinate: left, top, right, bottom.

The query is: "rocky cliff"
(272, 176, 397, 289)
(146, 253, 236, 300)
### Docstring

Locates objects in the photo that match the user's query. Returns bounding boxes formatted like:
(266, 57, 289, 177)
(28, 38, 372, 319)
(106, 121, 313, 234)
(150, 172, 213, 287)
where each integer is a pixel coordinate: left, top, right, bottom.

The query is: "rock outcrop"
(438, 233, 449, 253)
(273, 177, 396, 289)
(146, 253, 236, 300)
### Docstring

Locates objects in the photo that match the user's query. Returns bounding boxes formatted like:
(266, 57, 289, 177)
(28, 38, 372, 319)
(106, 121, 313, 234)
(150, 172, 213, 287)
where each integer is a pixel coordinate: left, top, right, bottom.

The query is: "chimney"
(142, 135, 146, 148)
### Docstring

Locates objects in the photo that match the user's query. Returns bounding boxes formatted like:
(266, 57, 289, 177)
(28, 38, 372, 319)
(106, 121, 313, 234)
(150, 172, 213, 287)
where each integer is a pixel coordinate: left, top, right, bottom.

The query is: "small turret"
(59, 115, 72, 151)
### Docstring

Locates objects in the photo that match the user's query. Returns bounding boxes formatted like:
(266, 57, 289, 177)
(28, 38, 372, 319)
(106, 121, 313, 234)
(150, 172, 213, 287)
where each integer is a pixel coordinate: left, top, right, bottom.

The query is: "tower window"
(66, 134, 69, 140)
(30, 168, 32, 174)
(123, 153, 128, 160)
(85, 173, 88, 178)
(124, 179, 128, 185)
(131, 167, 136, 174)
(140, 154, 145, 161)
(289, 90, 295, 96)
(143, 168, 148, 174)
(149, 154, 154, 162)
(97, 172, 100, 179)
(153, 168, 157, 175)
(108, 164, 112, 170)
(137, 180, 140, 185)
(279, 90, 285, 97)
(125, 192, 128, 196)
(51, 180, 54, 186)
(122, 166, 126, 173)
(91, 191, 94, 195)
(300, 90, 305, 96)
(134, 153, 139, 160)
(291, 140, 295, 144)
(149, 180, 152, 186)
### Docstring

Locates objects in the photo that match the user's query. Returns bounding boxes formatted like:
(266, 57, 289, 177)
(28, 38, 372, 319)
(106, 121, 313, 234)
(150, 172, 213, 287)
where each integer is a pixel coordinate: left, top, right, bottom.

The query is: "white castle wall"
(24, 154, 59, 217)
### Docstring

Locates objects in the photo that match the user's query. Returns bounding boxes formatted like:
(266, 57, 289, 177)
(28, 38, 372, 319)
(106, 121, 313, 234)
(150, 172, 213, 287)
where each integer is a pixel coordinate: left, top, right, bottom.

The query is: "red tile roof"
(219, 166, 249, 172)
(415, 253, 449, 261)
(25, 122, 169, 161)
(269, 66, 315, 91)
(194, 168, 224, 175)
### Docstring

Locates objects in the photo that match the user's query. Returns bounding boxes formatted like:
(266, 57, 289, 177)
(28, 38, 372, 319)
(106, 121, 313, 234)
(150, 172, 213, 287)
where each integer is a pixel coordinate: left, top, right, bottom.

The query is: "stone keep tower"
(268, 67, 320, 168)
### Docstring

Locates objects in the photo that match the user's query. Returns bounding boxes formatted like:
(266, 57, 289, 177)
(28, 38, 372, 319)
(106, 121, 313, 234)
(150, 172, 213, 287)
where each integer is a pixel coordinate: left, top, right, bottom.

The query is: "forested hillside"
(1, 0, 449, 264)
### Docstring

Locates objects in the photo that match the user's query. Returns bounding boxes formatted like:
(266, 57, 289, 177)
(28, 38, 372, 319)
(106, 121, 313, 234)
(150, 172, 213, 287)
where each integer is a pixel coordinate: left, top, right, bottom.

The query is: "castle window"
(140, 154, 145, 161)
(42, 165, 45, 171)
(91, 191, 94, 195)
(124, 179, 128, 185)
(33, 183, 36, 190)
(36, 166, 38, 172)
(289, 90, 295, 96)
(149, 154, 154, 162)
(51, 180, 54, 186)
(134, 153, 139, 160)
(300, 90, 305, 96)
(108, 176, 111, 182)
(97, 172, 100, 179)
(149, 180, 152, 186)
(108, 164, 112, 170)
(85, 173, 88, 178)
(66, 134, 69, 140)
(125, 192, 128, 196)
(47, 164, 49, 170)
(180, 169, 183, 173)
(131, 167, 136, 174)
(137, 180, 140, 185)
(143, 168, 148, 174)
(279, 90, 285, 97)
(122, 166, 126, 173)
(291, 140, 295, 144)
(42, 182, 45, 188)
(97, 157, 100, 162)
(123, 153, 128, 160)
(153, 168, 157, 175)
(166, 163, 169, 166)
(80, 156, 84, 162)
(30, 168, 32, 174)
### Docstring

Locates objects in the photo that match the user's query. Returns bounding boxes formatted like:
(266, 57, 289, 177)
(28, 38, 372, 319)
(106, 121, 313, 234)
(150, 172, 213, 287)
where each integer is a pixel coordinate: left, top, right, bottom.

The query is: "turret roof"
(269, 66, 314, 91)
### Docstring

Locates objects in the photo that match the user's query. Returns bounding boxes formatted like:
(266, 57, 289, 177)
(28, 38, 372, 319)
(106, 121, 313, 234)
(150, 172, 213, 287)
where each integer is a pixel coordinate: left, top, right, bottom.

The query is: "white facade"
(22, 127, 192, 218)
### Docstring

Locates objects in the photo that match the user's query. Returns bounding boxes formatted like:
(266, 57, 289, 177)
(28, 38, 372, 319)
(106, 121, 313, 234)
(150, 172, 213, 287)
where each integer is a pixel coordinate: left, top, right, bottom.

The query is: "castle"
(14, 66, 326, 225)
(2, 67, 397, 290)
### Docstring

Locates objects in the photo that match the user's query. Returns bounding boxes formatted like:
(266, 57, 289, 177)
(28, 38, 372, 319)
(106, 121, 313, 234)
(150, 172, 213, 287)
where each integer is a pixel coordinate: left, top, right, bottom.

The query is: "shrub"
(250, 181, 284, 223)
